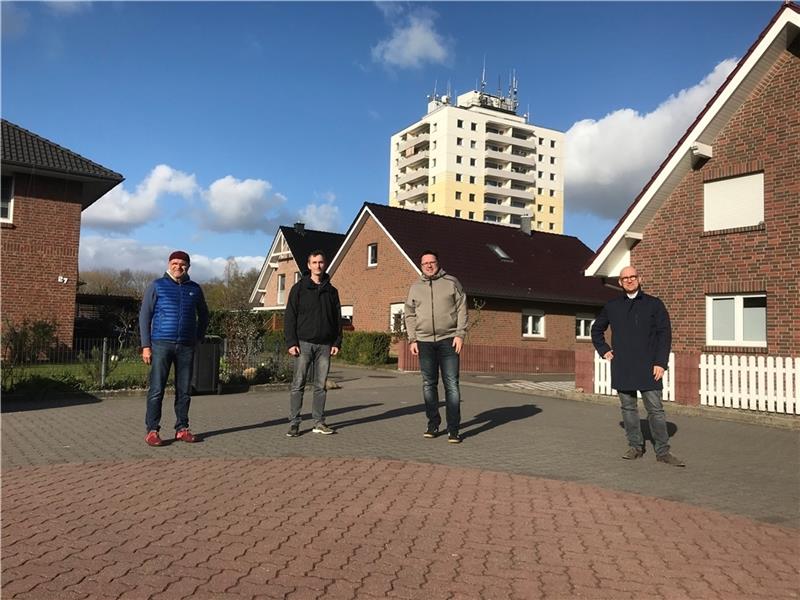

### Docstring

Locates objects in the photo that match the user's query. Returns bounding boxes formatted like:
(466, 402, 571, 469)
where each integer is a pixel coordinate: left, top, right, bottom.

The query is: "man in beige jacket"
(404, 250, 468, 443)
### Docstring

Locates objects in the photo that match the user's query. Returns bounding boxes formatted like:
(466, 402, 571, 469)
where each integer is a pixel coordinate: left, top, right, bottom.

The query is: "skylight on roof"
(487, 244, 513, 262)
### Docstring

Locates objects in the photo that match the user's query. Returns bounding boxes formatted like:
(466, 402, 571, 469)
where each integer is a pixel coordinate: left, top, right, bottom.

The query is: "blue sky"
(2, 1, 780, 280)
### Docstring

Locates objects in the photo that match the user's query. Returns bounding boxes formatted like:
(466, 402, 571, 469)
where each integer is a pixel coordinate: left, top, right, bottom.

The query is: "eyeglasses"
(619, 275, 639, 282)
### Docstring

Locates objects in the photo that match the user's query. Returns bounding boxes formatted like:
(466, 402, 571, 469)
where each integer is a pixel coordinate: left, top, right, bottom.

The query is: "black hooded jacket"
(284, 273, 343, 348)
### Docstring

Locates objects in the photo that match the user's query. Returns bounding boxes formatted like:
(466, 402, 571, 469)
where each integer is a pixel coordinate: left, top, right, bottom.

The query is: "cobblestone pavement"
(2, 366, 799, 599)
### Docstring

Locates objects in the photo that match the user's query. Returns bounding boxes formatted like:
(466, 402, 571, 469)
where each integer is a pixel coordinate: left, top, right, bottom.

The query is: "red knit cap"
(168, 250, 190, 265)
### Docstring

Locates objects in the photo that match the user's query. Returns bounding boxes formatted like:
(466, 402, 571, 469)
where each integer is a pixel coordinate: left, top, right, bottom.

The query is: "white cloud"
(564, 59, 737, 220)
(298, 193, 341, 231)
(79, 236, 264, 282)
(82, 164, 198, 232)
(372, 7, 450, 69)
(45, 1, 91, 15)
(202, 175, 288, 233)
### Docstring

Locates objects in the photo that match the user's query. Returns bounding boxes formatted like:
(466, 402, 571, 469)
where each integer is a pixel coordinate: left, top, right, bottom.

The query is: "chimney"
(294, 222, 305, 235)
(520, 214, 532, 235)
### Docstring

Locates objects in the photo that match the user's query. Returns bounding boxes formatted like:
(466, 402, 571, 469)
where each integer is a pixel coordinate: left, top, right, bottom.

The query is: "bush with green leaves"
(338, 331, 391, 366)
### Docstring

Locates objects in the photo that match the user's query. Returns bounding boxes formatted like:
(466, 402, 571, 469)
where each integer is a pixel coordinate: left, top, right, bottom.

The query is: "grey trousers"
(618, 390, 671, 456)
(289, 340, 331, 426)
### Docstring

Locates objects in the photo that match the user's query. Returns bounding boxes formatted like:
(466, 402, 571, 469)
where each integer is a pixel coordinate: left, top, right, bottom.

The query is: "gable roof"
(1, 119, 124, 209)
(329, 203, 616, 306)
(248, 224, 345, 305)
(586, 2, 800, 278)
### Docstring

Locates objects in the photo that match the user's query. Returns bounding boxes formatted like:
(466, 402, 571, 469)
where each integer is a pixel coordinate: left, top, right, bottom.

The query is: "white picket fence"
(700, 354, 799, 414)
(594, 352, 675, 402)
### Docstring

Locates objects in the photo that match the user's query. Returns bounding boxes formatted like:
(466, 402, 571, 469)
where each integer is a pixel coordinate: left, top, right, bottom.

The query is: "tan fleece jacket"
(403, 269, 468, 343)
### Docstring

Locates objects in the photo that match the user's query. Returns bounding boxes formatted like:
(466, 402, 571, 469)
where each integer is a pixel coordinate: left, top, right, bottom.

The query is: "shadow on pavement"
(461, 404, 542, 439)
(1, 392, 102, 413)
(200, 403, 382, 439)
(331, 402, 427, 430)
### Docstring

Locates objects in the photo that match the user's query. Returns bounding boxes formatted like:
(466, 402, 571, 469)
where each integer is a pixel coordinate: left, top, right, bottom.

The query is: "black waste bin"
(192, 336, 222, 394)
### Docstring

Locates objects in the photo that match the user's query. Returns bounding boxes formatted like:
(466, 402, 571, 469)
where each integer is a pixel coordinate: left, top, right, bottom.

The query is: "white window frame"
(389, 303, 405, 333)
(367, 243, 378, 267)
(705, 294, 767, 348)
(576, 314, 594, 340)
(1, 175, 14, 223)
(341, 305, 353, 327)
(522, 309, 545, 338)
(703, 173, 764, 232)
(293, 271, 300, 284)
(277, 274, 286, 305)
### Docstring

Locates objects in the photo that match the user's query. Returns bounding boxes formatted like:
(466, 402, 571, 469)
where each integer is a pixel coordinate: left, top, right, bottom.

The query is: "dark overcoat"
(590, 290, 672, 392)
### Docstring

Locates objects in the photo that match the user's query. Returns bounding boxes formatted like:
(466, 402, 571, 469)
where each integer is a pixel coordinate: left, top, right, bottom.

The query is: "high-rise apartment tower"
(389, 84, 564, 232)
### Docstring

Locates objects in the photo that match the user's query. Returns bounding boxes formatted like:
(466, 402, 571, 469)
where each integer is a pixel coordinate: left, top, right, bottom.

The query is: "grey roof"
(1, 119, 124, 208)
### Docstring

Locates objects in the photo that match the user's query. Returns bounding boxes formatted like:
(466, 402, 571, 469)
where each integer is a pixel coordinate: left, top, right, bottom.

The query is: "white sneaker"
(312, 423, 334, 435)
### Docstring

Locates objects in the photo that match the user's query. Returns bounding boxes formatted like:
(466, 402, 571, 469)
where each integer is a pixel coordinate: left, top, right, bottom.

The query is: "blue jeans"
(418, 339, 461, 434)
(289, 341, 331, 426)
(618, 390, 671, 456)
(145, 340, 195, 433)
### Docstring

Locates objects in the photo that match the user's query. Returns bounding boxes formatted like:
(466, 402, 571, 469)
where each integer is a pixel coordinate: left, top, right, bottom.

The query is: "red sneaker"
(175, 429, 199, 443)
(145, 431, 164, 446)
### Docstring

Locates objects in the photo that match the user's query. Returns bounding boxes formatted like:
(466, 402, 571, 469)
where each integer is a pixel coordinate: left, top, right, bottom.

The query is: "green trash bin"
(192, 336, 222, 394)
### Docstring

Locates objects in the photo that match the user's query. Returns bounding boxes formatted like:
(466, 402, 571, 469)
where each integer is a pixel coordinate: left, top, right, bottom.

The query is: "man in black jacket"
(284, 251, 342, 437)
(591, 266, 684, 467)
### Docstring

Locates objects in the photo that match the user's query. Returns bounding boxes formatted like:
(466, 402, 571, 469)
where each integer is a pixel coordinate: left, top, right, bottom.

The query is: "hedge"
(338, 331, 391, 366)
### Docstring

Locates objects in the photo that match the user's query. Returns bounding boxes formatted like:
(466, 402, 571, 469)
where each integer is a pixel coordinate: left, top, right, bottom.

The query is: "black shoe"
(423, 426, 439, 438)
(621, 447, 644, 460)
(656, 452, 685, 467)
(448, 432, 462, 444)
(286, 425, 300, 438)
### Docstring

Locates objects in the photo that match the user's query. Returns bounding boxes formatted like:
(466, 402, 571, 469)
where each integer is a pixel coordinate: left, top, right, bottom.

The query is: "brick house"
(1, 120, 124, 347)
(581, 3, 799, 408)
(328, 203, 616, 373)
(249, 223, 345, 313)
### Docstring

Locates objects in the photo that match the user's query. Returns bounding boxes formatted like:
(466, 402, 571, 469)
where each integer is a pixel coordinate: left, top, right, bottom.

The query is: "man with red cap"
(139, 250, 209, 446)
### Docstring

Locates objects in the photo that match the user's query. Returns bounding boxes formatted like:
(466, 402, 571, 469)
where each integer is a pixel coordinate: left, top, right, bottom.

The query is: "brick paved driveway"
(2, 366, 799, 599)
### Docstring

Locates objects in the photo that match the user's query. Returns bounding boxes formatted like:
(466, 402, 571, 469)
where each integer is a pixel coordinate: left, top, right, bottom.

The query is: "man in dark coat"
(591, 266, 684, 466)
(283, 250, 342, 438)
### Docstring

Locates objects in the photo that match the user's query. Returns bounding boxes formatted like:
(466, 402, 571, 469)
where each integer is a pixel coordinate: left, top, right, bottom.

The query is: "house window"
(548, 223, 554, 231)
(470, 140, 476, 149)
(367, 243, 378, 267)
(550, 140, 556, 148)
(469, 176, 476, 184)
(704, 173, 764, 232)
(470, 158, 476, 167)
(455, 209, 461, 217)
(706, 294, 766, 347)
(549, 189, 555, 197)
(549, 173, 556, 181)
(277, 274, 286, 305)
(469, 193, 475, 202)
(1, 175, 13, 223)
(549, 206, 555, 214)
(550, 156, 556, 165)
(455, 191, 462, 200)
(576, 315, 594, 339)
(341, 305, 354, 327)
(389, 303, 405, 333)
(471, 122, 477, 131)
(522, 310, 545, 338)
(457, 119, 464, 128)
(538, 137, 544, 144)
(456, 156, 462, 164)
(468, 211, 474, 219)
(456, 137, 463, 146)
(456, 174, 462, 182)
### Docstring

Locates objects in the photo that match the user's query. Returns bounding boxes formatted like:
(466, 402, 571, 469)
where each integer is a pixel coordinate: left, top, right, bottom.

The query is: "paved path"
(2, 366, 799, 599)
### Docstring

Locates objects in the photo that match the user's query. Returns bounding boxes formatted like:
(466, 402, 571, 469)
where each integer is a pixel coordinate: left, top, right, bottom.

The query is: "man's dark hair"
(308, 250, 326, 262)
(418, 250, 439, 263)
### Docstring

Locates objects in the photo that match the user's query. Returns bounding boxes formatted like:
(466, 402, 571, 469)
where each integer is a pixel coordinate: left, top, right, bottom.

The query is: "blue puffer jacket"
(139, 274, 209, 347)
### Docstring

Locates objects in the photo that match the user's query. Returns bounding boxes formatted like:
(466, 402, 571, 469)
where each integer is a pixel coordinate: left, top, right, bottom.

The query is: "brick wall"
(259, 256, 301, 309)
(330, 216, 418, 332)
(632, 43, 800, 357)
(1, 174, 84, 346)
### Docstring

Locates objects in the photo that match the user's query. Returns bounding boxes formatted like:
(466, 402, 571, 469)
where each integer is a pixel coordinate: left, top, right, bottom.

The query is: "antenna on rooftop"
(481, 56, 487, 93)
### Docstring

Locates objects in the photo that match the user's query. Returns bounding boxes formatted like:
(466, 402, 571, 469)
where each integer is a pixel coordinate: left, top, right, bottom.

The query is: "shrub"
(338, 331, 391, 366)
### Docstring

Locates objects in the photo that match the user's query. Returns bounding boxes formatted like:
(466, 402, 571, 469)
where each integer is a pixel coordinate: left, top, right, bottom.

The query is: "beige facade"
(389, 90, 564, 233)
